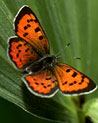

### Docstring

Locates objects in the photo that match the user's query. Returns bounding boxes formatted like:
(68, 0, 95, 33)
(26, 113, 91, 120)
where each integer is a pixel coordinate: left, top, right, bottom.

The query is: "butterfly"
(8, 5, 97, 98)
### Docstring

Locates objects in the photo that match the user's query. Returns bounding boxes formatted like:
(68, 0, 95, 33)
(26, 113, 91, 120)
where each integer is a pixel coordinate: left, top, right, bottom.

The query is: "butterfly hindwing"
(14, 5, 50, 54)
(54, 63, 97, 95)
(8, 37, 39, 69)
(23, 69, 58, 97)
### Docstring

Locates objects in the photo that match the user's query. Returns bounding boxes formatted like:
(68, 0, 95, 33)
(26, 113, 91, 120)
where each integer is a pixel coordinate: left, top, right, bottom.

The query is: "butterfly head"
(42, 55, 58, 67)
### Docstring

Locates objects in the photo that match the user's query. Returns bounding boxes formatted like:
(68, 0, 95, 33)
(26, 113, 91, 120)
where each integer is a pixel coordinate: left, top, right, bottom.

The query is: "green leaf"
(0, 0, 98, 123)
(83, 99, 98, 123)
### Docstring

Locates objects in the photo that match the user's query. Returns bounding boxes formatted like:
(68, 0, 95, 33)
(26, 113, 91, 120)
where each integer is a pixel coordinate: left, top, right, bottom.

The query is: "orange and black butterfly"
(8, 5, 97, 97)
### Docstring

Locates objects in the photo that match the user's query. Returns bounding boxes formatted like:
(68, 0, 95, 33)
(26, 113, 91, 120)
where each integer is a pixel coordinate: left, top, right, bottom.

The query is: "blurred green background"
(0, 97, 52, 123)
(0, 0, 98, 123)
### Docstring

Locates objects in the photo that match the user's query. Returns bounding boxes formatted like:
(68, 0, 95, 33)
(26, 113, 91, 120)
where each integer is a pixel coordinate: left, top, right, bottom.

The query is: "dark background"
(0, 97, 53, 123)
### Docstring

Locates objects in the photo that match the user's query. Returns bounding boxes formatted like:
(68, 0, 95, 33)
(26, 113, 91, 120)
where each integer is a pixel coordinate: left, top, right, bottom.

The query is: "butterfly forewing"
(14, 5, 50, 54)
(54, 63, 97, 95)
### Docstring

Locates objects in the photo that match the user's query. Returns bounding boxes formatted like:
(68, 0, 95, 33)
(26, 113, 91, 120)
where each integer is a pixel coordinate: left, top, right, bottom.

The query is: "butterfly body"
(8, 5, 97, 98)
(25, 54, 57, 73)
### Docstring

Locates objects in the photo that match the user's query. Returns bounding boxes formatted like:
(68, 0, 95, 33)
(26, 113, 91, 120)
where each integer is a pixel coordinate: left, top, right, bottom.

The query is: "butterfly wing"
(14, 5, 50, 55)
(8, 37, 39, 69)
(54, 63, 97, 95)
(23, 69, 58, 97)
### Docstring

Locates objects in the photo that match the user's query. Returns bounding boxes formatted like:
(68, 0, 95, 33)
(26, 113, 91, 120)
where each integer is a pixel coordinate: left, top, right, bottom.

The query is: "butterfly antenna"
(56, 42, 70, 56)
(73, 57, 81, 60)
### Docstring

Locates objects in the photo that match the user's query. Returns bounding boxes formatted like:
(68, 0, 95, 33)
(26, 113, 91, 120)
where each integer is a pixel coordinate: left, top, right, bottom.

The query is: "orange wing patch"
(8, 37, 39, 69)
(14, 6, 50, 54)
(54, 63, 96, 95)
(23, 69, 58, 97)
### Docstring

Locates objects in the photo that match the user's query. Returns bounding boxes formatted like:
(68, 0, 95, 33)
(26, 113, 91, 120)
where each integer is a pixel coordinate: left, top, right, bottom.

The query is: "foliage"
(0, 0, 98, 122)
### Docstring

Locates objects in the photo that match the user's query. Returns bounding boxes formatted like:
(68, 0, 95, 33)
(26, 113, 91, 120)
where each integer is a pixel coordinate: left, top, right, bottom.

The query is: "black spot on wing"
(23, 32, 28, 37)
(34, 19, 38, 23)
(74, 81, 77, 84)
(30, 19, 33, 22)
(16, 53, 19, 57)
(24, 26, 28, 30)
(35, 82, 39, 85)
(52, 80, 57, 83)
(27, 19, 30, 23)
(20, 59, 22, 62)
(43, 86, 47, 88)
(66, 69, 71, 72)
(39, 36, 43, 40)
(69, 83, 74, 86)
(25, 48, 29, 52)
(46, 77, 51, 80)
(78, 82, 82, 85)
(18, 50, 21, 53)
(82, 75, 85, 79)
(72, 72, 77, 77)
(80, 75, 86, 84)
(35, 27, 40, 32)
(16, 44, 22, 49)
(62, 81, 67, 85)
(27, 24, 31, 27)
(48, 84, 51, 87)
